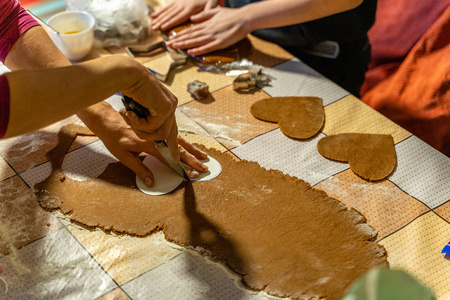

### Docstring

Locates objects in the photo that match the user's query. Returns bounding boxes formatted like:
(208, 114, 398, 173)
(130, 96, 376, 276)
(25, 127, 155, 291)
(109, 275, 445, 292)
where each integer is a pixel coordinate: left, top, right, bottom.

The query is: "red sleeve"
(0, 75, 10, 138)
(0, 0, 40, 63)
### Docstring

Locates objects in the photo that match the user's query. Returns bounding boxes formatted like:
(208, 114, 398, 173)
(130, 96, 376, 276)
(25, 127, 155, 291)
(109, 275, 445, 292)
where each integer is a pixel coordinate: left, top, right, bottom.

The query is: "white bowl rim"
(47, 11, 95, 36)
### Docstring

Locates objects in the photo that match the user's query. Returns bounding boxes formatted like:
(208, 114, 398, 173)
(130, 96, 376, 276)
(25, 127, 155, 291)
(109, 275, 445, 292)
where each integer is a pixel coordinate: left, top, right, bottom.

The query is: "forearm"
(77, 101, 118, 136)
(4, 55, 139, 138)
(241, 0, 363, 32)
(4, 25, 111, 132)
(5, 26, 71, 70)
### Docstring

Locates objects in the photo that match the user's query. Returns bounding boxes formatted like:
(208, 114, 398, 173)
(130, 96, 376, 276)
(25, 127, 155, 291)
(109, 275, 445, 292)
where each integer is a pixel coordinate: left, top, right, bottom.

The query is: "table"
(0, 25, 449, 300)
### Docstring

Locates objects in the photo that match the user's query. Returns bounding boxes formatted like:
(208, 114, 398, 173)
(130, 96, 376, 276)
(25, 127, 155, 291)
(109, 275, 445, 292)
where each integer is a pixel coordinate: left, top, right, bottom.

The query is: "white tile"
(0, 227, 117, 299)
(232, 130, 349, 186)
(62, 140, 117, 181)
(262, 59, 349, 105)
(20, 161, 52, 189)
(21, 139, 117, 188)
(122, 252, 267, 300)
(390, 136, 450, 209)
(105, 94, 125, 111)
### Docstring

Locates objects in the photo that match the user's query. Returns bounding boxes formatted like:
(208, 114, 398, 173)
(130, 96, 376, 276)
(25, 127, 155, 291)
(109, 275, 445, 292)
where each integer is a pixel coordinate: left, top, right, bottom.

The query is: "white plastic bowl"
(47, 11, 95, 61)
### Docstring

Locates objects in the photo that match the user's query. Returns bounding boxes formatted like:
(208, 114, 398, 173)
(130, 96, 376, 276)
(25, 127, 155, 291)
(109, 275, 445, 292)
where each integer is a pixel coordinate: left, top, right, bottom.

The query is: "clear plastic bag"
(66, 0, 149, 47)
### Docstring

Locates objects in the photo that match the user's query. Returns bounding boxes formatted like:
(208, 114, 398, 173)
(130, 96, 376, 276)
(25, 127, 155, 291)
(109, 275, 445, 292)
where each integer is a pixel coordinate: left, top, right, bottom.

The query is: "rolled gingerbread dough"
(35, 125, 388, 300)
(317, 133, 397, 181)
(250, 97, 325, 139)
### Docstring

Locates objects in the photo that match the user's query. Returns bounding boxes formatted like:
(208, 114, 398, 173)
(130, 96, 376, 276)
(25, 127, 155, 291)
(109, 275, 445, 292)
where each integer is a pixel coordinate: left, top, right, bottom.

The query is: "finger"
(180, 146, 208, 172)
(167, 26, 197, 42)
(157, 7, 185, 31)
(120, 110, 134, 128)
(151, 5, 182, 30)
(125, 110, 142, 126)
(205, 0, 216, 10)
(124, 107, 175, 138)
(190, 8, 216, 22)
(184, 164, 200, 179)
(178, 136, 208, 160)
(120, 112, 165, 141)
(151, 2, 174, 18)
(132, 128, 168, 142)
(121, 152, 155, 187)
(166, 116, 180, 163)
(168, 34, 213, 50)
(187, 40, 223, 56)
(124, 110, 161, 134)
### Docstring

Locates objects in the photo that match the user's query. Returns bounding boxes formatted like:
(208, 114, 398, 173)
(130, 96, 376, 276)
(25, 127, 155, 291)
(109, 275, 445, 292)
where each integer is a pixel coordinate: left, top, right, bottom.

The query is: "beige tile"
(316, 169, 430, 240)
(68, 226, 180, 285)
(180, 86, 278, 149)
(176, 110, 228, 152)
(323, 95, 412, 144)
(0, 156, 15, 181)
(378, 212, 450, 299)
(434, 201, 450, 224)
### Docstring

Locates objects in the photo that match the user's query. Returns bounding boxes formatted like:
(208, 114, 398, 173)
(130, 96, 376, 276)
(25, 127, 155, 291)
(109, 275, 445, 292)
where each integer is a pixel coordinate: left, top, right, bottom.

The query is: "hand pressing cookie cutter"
(125, 41, 188, 82)
(121, 95, 191, 181)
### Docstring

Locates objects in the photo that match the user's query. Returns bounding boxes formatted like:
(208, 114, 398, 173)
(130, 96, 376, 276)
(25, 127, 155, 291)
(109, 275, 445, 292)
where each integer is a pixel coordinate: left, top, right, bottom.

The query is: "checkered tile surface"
(1, 35, 449, 300)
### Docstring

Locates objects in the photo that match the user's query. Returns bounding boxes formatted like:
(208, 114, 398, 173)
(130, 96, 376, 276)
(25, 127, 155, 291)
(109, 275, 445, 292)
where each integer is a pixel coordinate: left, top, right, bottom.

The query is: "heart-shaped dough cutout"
(251, 97, 324, 139)
(317, 133, 397, 180)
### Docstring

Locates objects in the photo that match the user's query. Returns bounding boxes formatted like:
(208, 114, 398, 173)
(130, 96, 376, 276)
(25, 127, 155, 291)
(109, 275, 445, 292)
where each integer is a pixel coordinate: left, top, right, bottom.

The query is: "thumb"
(121, 153, 155, 187)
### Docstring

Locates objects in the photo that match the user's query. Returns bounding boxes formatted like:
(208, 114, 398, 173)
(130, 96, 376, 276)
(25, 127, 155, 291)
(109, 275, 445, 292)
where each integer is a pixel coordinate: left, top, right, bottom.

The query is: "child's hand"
(151, 0, 218, 31)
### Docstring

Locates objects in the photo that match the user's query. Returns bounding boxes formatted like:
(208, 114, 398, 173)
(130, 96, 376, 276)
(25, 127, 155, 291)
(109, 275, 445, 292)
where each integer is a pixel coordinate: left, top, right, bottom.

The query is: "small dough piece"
(317, 133, 397, 180)
(137, 155, 184, 196)
(187, 80, 210, 101)
(251, 97, 324, 139)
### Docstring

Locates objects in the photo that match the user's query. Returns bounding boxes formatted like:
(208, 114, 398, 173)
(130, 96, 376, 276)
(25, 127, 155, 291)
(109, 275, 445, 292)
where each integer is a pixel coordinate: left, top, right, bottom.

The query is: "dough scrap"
(250, 97, 325, 139)
(317, 133, 397, 181)
(35, 125, 388, 300)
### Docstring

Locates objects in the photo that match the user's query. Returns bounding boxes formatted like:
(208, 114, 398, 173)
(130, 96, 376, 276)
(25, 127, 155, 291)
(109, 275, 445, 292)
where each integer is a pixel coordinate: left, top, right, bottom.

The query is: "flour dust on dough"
(35, 125, 388, 300)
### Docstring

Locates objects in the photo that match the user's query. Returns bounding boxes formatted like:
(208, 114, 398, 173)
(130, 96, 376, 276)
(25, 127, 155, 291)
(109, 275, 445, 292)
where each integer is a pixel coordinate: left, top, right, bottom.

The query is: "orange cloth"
(361, 6, 450, 156)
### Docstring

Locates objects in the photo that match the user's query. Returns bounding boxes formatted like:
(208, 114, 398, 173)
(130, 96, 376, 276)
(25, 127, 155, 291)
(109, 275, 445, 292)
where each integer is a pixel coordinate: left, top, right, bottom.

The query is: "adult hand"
(78, 103, 208, 187)
(166, 6, 250, 56)
(151, 0, 218, 31)
(119, 58, 179, 162)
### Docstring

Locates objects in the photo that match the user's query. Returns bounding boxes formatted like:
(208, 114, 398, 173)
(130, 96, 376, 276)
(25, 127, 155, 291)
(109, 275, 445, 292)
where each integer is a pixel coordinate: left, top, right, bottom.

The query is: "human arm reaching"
(1, 2, 207, 185)
(156, 0, 363, 55)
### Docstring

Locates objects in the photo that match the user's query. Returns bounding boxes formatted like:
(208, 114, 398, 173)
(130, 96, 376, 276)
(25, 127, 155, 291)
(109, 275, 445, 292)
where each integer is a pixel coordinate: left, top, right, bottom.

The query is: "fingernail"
(190, 170, 199, 178)
(145, 177, 153, 187)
